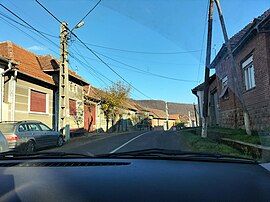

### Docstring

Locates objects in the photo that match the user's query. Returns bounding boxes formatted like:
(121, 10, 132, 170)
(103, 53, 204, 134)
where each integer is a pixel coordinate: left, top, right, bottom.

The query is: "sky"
(0, 0, 269, 103)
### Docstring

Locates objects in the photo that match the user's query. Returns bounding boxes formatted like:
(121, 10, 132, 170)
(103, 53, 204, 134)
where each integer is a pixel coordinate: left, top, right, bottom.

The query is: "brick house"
(192, 9, 270, 131)
(0, 41, 88, 132)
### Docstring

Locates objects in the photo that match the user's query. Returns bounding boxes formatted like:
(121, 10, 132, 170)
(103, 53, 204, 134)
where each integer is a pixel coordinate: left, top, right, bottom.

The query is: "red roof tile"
(148, 108, 167, 119)
(38, 55, 88, 84)
(168, 114, 180, 120)
(0, 41, 55, 85)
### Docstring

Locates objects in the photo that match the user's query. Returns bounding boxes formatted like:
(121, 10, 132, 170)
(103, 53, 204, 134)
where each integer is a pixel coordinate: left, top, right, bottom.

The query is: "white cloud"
(28, 45, 47, 51)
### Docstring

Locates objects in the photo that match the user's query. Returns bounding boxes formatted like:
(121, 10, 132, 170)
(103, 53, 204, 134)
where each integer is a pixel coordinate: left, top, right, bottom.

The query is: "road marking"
(110, 131, 150, 154)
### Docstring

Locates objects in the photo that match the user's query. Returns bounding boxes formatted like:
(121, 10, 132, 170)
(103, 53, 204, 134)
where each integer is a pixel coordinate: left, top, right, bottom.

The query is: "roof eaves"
(17, 71, 55, 86)
(210, 9, 270, 69)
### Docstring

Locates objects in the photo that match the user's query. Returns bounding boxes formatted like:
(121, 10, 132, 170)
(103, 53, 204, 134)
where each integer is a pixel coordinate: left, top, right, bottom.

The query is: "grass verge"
(181, 131, 252, 158)
(186, 126, 268, 145)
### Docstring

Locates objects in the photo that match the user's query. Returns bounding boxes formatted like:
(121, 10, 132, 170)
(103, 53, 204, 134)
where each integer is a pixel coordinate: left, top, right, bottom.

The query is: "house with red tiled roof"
(192, 9, 270, 131)
(84, 85, 146, 132)
(147, 108, 168, 130)
(0, 41, 88, 133)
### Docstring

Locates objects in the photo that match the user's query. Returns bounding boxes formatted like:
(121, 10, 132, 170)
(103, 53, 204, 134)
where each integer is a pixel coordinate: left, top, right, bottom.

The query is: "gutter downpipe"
(0, 61, 13, 122)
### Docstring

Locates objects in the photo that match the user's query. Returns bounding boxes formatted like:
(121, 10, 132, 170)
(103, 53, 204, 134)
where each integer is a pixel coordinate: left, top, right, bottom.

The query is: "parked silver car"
(0, 121, 64, 152)
(0, 130, 9, 153)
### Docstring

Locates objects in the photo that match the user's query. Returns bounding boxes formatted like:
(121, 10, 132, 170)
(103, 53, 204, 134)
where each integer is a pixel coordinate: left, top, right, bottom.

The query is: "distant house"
(192, 9, 270, 131)
(168, 114, 179, 129)
(135, 100, 197, 127)
(85, 86, 142, 132)
(148, 108, 168, 130)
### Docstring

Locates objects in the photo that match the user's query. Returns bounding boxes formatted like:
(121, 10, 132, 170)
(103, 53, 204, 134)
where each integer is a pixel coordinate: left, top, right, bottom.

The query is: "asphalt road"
(48, 130, 190, 155)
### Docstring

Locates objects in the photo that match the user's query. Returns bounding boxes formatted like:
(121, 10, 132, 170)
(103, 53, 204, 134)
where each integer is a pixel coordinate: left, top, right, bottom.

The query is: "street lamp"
(71, 21, 85, 32)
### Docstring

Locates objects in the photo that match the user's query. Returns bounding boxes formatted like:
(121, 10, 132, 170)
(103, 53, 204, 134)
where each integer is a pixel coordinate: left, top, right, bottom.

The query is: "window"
(242, 55, 255, 90)
(39, 123, 51, 131)
(221, 76, 228, 89)
(70, 82, 74, 92)
(28, 123, 41, 131)
(18, 124, 28, 132)
(219, 76, 229, 99)
(30, 89, 47, 113)
(69, 99, 77, 116)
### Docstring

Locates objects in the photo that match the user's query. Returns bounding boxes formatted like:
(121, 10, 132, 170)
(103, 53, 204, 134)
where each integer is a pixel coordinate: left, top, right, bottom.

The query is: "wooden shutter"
(30, 90, 46, 113)
(69, 99, 77, 116)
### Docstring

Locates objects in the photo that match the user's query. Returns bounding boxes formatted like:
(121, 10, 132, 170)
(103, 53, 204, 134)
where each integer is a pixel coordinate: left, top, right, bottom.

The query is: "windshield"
(0, 123, 16, 134)
(0, 0, 270, 163)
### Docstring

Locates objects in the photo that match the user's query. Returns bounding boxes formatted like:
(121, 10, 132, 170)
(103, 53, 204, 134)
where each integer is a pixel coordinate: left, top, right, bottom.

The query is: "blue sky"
(0, 0, 269, 103)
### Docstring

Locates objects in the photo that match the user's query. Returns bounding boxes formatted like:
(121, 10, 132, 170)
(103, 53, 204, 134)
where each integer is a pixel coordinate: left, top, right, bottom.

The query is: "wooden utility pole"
(214, 0, 251, 134)
(201, 0, 214, 138)
(59, 22, 70, 141)
(165, 101, 169, 130)
(193, 103, 198, 127)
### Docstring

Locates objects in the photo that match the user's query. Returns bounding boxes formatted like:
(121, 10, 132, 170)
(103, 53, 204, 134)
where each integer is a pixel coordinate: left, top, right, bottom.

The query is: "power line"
(35, 0, 62, 24)
(0, 4, 143, 100)
(92, 50, 197, 83)
(196, 0, 209, 84)
(69, 48, 113, 85)
(72, 0, 101, 30)
(0, 14, 59, 56)
(70, 49, 197, 83)
(74, 41, 199, 66)
(73, 49, 197, 83)
(0, 3, 59, 49)
(35, 0, 153, 100)
(70, 46, 147, 100)
(35, 0, 200, 57)
(0, 6, 105, 88)
(0, 11, 59, 39)
(79, 41, 201, 55)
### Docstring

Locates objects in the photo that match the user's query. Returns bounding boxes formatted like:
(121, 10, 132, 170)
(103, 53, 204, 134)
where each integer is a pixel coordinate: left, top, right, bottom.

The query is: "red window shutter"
(69, 99, 77, 116)
(30, 90, 46, 113)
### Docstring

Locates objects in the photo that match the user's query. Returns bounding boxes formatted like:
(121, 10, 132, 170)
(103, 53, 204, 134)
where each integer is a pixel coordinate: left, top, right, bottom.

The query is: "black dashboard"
(1, 158, 270, 201)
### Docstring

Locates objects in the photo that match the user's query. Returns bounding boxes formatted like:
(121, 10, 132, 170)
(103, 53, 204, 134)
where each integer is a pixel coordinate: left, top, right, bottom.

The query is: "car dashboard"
(1, 158, 270, 202)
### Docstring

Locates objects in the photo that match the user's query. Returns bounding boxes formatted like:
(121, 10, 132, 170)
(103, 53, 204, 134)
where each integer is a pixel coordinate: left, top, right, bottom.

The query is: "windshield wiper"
(97, 148, 256, 163)
(0, 151, 95, 159)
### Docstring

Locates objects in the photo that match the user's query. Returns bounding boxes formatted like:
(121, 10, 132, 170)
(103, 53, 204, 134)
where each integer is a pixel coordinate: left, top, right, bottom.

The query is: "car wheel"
(57, 136, 64, 147)
(25, 141, 35, 153)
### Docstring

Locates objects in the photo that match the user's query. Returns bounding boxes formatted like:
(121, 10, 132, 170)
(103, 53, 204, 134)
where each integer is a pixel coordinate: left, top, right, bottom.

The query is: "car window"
(28, 123, 41, 131)
(39, 124, 51, 131)
(18, 124, 28, 132)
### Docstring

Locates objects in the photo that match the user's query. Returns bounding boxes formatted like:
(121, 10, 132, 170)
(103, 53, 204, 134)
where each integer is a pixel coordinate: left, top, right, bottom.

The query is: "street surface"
(47, 130, 190, 155)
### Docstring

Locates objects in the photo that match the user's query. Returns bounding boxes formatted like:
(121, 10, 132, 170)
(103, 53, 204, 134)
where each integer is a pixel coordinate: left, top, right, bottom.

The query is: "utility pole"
(59, 22, 70, 141)
(188, 111, 192, 127)
(165, 101, 169, 130)
(193, 103, 198, 127)
(202, 0, 214, 138)
(214, 0, 251, 134)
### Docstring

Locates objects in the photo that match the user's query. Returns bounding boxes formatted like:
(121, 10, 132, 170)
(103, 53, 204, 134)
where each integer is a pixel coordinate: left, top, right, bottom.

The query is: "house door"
(84, 104, 96, 132)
